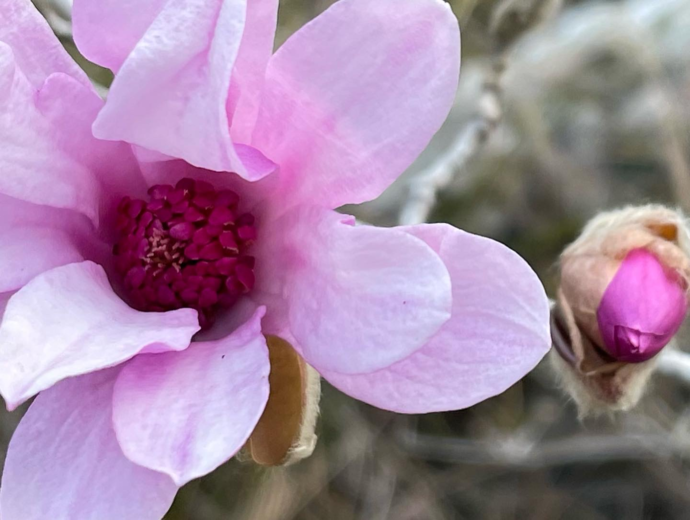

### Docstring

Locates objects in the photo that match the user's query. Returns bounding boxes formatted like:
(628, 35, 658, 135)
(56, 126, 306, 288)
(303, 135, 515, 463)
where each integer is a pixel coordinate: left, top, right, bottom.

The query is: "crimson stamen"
(113, 178, 257, 328)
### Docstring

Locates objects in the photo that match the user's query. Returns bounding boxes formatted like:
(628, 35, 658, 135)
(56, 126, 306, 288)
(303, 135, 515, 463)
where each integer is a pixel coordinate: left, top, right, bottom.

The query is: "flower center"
(113, 178, 256, 327)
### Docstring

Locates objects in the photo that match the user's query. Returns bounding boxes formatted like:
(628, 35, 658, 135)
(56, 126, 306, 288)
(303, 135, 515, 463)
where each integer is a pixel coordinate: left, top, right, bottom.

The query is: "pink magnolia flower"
(0, 0, 550, 518)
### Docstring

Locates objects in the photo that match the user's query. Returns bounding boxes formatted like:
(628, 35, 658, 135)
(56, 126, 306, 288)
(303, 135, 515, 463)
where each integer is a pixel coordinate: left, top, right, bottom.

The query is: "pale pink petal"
(138, 155, 277, 214)
(252, 0, 460, 210)
(73, 0, 277, 137)
(235, 144, 279, 180)
(0, 2, 144, 230)
(228, 0, 278, 143)
(0, 261, 200, 410)
(0, 292, 11, 322)
(0, 47, 100, 225)
(0, 192, 85, 228)
(321, 224, 551, 413)
(112, 307, 270, 486)
(88, 0, 277, 178)
(0, 227, 82, 293)
(0, 0, 91, 88)
(34, 73, 148, 237)
(258, 207, 452, 374)
(0, 194, 102, 292)
(132, 145, 176, 164)
(90, 0, 245, 174)
(0, 369, 178, 520)
(72, 0, 167, 72)
(196, 296, 263, 343)
(597, 248, 687, 362)
(131, 143, 275, 173)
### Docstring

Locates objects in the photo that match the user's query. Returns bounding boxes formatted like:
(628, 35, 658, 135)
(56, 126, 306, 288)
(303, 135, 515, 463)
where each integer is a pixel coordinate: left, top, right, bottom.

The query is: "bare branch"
(32, 0, 73, 38)
(399, 59, 504, 226)
(398, 0, 564, 226)
(657, 349, 690, 385)
(398, 427, 690, 468)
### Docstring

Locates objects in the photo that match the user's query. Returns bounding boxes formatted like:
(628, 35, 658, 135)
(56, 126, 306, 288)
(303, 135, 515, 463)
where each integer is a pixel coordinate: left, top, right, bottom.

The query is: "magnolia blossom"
(0, 0, 550, 518)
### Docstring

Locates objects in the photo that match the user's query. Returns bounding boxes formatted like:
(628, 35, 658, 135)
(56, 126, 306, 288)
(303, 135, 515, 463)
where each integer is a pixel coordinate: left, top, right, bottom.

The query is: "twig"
(398, 0, 564, 226)
(657, 349, 690, 385)
(33, 0, 73, 38)
(398, 427, 690, 468)
(399, 59, 505, 226)
(630, 23, 690, 213)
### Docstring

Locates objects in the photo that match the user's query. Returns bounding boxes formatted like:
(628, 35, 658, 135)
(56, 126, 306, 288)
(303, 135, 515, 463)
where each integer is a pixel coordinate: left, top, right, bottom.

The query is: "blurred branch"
(399, 427, 690, 468)
(399, 60, 504, 226)
(32, 0, 73, 38)
(657, 349, 690, 385)
(238, 404, 395, 520)
(632, 29, 690, 213)
(490, 0, 564, 53)
(399, 0, 563, 226)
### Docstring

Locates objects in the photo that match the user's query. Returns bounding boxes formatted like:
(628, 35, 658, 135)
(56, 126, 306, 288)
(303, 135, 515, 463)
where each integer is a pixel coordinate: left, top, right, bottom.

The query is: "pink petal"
(0, 0, 91, 88)
(72, 0, 168, 73)
(321, 224, 551, 413)
(34, 73, 148, 237)
(235, 144, 279, 181)
(0, 261, 200, 410)
(0, 227, 82, 293)
(0, 47, 100, 225)
(0, 34, 146, 231)
(1, 3, 144, 230)
(252, 0, 460, 210)
(0, 369, 178, 520)
(228, 0, 279, 143)
(258, 207, 452, 374)
(139, 155, 277, 214)
(0, 292, 11, 322)
(597, 248, 687, 362)
(112, 307, 270, 486)
(196, 295, 264, 343)
(86, 0, 277, 178)
(0, 194, 101, 292)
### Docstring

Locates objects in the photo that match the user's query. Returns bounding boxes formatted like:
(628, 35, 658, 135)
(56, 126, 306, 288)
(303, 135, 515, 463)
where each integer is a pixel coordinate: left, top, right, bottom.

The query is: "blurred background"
(10, 0, 690, 518)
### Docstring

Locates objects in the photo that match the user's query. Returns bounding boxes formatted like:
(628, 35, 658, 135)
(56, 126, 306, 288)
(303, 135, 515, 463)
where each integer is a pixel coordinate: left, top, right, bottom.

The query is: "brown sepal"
(550, 292, 656, 416)
(245, 336, 321, 466)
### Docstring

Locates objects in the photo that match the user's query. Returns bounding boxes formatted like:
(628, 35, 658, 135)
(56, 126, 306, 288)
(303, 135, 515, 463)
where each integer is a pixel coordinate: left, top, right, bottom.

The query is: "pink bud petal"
(597, 248, 687, 362)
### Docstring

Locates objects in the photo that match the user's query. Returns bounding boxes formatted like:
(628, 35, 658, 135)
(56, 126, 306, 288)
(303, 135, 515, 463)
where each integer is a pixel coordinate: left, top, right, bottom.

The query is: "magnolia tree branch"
(33, 0, 73, 38)
(398, 428, 690, 468)
(657, 349, 690, 385)
(398, 60, 505, 226)
(398, 0, 563, 226)
(50, 0, 72, 19)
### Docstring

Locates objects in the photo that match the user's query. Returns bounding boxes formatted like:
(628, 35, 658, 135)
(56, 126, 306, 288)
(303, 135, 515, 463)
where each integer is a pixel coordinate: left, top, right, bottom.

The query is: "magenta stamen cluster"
(113, 178, 257, 327)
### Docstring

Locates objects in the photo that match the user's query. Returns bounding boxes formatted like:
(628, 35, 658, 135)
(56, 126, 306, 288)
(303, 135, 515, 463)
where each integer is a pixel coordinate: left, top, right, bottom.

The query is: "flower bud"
(597, 249, 687, 362)
(553, 205, 690, 414)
